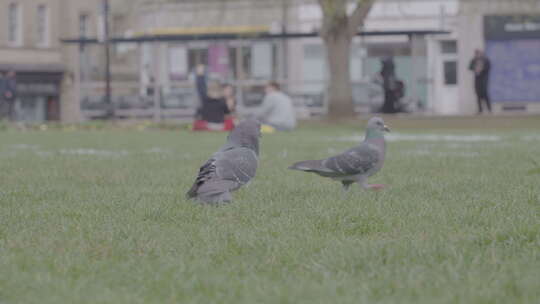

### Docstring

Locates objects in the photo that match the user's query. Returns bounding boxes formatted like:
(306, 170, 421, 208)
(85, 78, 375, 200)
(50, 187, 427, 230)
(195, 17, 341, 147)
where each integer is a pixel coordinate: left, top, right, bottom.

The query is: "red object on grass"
(223, 118, 235, 131)
(192, 119, 235, 131)
(192, 120, 209, 131)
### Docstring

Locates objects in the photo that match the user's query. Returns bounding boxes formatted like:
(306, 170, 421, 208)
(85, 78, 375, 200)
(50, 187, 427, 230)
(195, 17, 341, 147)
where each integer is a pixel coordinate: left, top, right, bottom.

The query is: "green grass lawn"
(1, 116, 539, 303)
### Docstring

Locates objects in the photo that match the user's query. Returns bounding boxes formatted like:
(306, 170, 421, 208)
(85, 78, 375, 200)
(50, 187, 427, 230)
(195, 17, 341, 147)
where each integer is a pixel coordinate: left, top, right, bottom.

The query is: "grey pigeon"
(289, 117, 390, 191)
(187, 119, 261, 204)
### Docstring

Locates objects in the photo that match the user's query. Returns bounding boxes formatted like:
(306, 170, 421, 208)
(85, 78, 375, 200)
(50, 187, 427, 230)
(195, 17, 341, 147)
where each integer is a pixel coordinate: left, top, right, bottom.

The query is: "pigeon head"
(365, 117, 390, 139)
(227, 119, 261, 154)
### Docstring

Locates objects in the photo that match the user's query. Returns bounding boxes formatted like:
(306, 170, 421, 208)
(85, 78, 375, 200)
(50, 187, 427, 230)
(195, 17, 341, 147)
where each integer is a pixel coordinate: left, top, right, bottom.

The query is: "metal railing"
(79, 78, 393, 120)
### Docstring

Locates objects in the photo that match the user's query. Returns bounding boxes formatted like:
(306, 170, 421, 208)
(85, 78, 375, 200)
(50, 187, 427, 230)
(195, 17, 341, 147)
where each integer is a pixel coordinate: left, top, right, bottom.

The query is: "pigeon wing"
(321, 143, 380, 176)
(214, 147, 258, 187)
(186, 147, 258, 199)
(186, 157, 218, 198)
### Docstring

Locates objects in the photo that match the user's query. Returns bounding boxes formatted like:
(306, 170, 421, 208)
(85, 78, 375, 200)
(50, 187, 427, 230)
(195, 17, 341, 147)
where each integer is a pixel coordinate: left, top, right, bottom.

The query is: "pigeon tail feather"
(186, 159, 215, 198)
(289, 159, 325, 172)
(186, 183, 199, 198)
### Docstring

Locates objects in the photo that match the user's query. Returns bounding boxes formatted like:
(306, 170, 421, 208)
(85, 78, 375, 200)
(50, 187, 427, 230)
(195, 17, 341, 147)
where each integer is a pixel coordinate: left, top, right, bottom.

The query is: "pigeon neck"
(228, 135, 259, 155)
(365, 129, 384, 140)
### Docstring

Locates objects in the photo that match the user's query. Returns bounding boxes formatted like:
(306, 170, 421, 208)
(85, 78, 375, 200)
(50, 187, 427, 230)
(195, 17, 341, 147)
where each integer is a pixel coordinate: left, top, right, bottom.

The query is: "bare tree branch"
(347, 0, 376, 37)
(318, 0, 347, 38)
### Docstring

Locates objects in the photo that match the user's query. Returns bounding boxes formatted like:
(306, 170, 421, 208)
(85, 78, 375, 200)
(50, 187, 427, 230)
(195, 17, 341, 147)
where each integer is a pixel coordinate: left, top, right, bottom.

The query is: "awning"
(0, 63, 64, 87)
(132, 25, 270, 37)
(0, 63, 65, 73)
(61, 30, 450, 44)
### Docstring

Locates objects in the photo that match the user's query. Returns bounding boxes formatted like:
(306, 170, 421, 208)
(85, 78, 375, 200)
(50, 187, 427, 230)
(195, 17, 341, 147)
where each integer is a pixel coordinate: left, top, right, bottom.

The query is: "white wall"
(297, 0, 458, 32)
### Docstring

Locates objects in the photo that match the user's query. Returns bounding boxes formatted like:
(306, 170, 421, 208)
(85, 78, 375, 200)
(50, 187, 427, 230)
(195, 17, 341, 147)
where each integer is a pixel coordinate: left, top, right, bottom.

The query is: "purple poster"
(208, 44, 229, 78)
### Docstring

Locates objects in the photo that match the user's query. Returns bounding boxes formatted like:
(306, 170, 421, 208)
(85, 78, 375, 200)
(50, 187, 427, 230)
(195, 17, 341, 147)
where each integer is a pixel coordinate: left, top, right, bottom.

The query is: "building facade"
(457, 0, 540, 114)
(0, 0, 65, 122)
(129, 0, 540, 116)
(4, 0, 537, 122)
(290, 0, 459, 113)
(0, 0, 110, 122)
(127, 0, 456, 116)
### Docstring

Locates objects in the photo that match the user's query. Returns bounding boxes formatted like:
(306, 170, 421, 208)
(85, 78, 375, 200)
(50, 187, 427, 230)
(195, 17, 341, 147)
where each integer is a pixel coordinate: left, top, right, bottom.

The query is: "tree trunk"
(324, 32, 354, 119)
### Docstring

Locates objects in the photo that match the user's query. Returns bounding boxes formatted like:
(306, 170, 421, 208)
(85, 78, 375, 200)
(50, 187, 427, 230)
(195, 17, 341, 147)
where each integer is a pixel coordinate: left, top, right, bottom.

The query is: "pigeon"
(289, 117, 390, 191)
(187, 119, 261, 204)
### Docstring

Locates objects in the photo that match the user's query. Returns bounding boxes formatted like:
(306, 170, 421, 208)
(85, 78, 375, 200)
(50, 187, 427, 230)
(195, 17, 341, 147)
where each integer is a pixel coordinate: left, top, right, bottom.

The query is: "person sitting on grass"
(192, 64, 234, 131)
(252, 81, 296, 132)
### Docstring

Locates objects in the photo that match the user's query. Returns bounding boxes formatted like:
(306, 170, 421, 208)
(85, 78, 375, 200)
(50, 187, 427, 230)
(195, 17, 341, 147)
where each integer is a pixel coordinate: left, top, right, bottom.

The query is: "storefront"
(484, 15, 540, 109)
(457, 0, 540, 114)
(0, 64, 63, 122)
(138, 27, 280, 110)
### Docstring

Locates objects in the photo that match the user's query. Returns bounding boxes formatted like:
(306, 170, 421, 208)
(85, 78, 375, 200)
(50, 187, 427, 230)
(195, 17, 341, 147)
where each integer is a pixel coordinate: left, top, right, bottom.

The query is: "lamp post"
(101, 0, 113, 119)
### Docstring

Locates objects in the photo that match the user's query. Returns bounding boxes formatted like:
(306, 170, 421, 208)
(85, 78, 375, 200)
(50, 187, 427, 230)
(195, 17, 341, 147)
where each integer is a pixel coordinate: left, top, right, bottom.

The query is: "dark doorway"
(46, 97, 60, 121)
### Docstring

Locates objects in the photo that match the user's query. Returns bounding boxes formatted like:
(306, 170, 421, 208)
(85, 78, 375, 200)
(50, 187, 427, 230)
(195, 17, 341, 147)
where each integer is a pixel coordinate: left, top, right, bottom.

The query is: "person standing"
(253, 81, 296, 131)
(469, 49, 492, 114)
(0, 72, 6, 120)
(3, 70, 17, 121)
(379, 57, 398, 114)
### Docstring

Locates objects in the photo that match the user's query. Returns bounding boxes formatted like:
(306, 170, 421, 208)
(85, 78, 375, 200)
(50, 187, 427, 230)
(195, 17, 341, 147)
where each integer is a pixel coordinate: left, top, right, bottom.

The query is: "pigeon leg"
(356, 176, 369, 190)
(341, 181, 353, 192)
(356, 176, 386, 191)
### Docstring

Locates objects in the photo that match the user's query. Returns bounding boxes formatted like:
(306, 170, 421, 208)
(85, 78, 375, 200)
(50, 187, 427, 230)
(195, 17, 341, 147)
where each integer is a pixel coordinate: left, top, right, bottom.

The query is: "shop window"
(36, 4, 49, 47)
(79, 13, 89, 38)
(168, 45, 188, 81)
(228, 44, 277, 80)
(188, 48, 208, 73)
(228, 46, 251, 79)
(303, 44, 325, 81)
(441, 40, 457, 54)
(443, 61, 457, 85)
(8, 2, 22, 46)
(367, 43, 411, 57)
(251, 43, 274, 79)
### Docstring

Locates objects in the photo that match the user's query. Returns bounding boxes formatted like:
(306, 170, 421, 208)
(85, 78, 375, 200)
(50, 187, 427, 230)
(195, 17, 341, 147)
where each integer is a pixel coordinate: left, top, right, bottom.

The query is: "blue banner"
(486, 39, 540, 102)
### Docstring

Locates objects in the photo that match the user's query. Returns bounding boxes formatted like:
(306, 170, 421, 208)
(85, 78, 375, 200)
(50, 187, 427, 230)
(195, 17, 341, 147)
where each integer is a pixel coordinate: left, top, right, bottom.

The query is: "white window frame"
(36, 4, 50, 47)
(79, 13, 89, 39)
(8, 2, 23, 47)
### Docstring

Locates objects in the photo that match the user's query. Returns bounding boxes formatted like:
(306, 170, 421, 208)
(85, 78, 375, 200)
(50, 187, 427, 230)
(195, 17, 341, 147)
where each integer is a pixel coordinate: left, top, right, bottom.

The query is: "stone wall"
(135, 0, 286, 31)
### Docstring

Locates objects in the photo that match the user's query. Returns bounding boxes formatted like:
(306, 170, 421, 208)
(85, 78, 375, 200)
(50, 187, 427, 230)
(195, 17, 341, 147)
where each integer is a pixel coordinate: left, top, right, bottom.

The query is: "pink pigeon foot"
(368, 184, 386, 191)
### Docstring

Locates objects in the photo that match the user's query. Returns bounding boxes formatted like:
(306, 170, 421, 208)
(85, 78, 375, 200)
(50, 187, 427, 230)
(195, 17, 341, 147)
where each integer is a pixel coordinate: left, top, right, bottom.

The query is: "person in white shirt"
(253, 82, 296, 131)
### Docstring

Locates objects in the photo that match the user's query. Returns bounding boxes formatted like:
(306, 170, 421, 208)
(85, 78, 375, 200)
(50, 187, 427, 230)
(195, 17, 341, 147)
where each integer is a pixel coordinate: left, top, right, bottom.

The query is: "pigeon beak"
(383, 125, 391, 132)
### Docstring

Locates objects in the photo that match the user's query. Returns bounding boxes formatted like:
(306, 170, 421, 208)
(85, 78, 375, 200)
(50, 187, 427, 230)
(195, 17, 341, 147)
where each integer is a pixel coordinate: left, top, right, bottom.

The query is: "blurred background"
(0, 0, 538, 123)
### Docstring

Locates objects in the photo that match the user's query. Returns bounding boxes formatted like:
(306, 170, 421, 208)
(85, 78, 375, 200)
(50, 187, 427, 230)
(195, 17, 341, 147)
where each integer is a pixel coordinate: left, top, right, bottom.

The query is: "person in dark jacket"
(193, 65, 232, 131)
(0, 72, 6, 120)
(380, 57, 398, 114)
(0, 70, 17, 121)
(469, 49, 491, 114)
